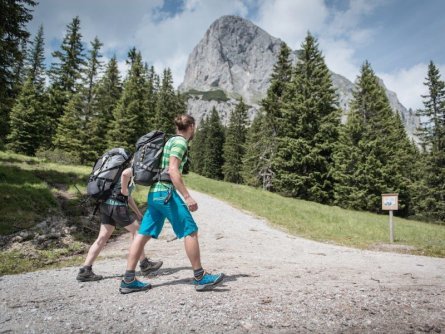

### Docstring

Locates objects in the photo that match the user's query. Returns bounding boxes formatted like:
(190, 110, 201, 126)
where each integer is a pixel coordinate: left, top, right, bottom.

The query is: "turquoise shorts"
(139, 190, 198, 239)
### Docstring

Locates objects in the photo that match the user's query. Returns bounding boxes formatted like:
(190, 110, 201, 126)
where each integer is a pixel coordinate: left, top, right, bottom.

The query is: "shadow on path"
(151, 273, 251, 291)
(99, 266, 192, 280)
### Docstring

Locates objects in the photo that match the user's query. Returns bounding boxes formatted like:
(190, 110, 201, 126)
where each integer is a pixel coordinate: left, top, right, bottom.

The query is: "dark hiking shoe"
(119, 279, 151, 294)
(140, 259, 163, 275)
(77, 268, 103, 282)
(193, 272, 224, 291)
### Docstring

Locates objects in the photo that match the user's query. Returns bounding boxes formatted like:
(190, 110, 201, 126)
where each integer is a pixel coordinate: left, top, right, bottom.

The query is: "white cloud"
(326, 0, 382, 39)
(378, 63, 445, 110)
(116, 59, 130, 80)
(254, 0, 328, 48)
(320, 38, 359, 82)
(134, 0, 249, 86)
(252, 0, 382, 83)
(378, 64, 429, 111)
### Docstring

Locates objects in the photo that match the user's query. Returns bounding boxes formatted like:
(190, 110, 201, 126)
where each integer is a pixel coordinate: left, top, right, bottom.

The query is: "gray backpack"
(132, 131, 170, 186)
(87, 148, 132, 201)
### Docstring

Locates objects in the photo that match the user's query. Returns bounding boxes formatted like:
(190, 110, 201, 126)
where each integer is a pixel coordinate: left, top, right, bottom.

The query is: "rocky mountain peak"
(180, 16, 419, 140)
(180, 15, 283, 104)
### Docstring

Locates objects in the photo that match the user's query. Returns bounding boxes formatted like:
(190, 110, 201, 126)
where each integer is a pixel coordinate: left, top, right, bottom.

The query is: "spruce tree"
(52, 93, 85, 162)
(412, 62, 445, 221)
(6, 78, 45, 155)
(190, 116, 208, 175)
(26, 25, 45, 91)
(155, 68, 178, 134)
(201, 107, 225, 179)
(334, 61, 414, 213)
(84, 38, 103, 110)
(89, 56, 122, 155)
(416, 61, 445, 152)
(107, 50, 147, 150)
(222, 99, 249, 183)
(6, 25, 47, 155)
(82, 37, 104, 160)
(245, 42, 292, 189)
(0, 0, 37, 145)
(332, 111, 364, 209)
(145, 65, 158, 128)
(47, 16, 86, 143)
(262, 42, 292, 136)
(242, 111, 274, 188)
(272, 33, 340, 203)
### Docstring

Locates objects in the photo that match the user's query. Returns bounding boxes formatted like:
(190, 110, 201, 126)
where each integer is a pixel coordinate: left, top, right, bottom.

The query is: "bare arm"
(169, 156, 198, 212)
(120, 167, 143, 220)
(120, 168, 132, 196)
(128, 196, 143, 221)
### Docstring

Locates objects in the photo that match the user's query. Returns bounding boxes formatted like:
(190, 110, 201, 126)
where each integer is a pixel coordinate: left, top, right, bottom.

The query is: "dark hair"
(174, 114, 195, 131)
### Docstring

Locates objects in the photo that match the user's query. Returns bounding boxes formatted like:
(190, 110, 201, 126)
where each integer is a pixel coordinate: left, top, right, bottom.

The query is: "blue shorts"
(139, 190, 198, 239)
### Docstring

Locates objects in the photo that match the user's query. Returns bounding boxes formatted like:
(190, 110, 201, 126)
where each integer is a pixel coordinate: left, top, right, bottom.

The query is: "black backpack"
(87, 148, 132, 204)
(132, 131, 170, 186)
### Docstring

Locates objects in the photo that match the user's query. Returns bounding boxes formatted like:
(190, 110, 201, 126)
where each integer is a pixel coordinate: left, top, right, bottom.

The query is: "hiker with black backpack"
(77, 151, 163, 282)
(119, 114, 224, 293)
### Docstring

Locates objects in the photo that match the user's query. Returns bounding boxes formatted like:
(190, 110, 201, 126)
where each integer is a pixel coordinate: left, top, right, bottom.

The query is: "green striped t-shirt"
(150, 135, 188, 193)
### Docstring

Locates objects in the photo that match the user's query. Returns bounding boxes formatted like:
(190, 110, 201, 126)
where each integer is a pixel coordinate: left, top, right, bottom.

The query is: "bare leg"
(84, 224, 115, 266)
(125, 220, 147, 262)
(184, 232, 202, 270)
(126, 233, 151, 270)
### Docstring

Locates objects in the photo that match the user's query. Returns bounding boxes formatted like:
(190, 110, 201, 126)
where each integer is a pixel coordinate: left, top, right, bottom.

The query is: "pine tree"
(412, 62, 445, 221)
(47, 16, 86, 143)
(416, 61, 445, 152)
(272, 33, 340, 203)
(6, 78, 46, 155)
(89, 56, 122, 155)
(201, 107, 225, 179)
(84, 38, 103, 109)
(26, 25, 45, 91)
(82, 37, 104, 160)
(245, 42, 292, 189)
(262, 42, 292, 136)
(6, 25, 47, 155)
(107, 49, 147, 150)
(190, 116, 208, 175)
(222, 99, 249, 183)
(155, 68, 178, 134)
(175, 90, 187, 116)
(332, 111, 364, 209)
(334, 61, 414, 213)
(242, 111, 274, 188)
(145, 65, 158, 128)
(0, 0, 37, 145)
(52, 93, 85, 162)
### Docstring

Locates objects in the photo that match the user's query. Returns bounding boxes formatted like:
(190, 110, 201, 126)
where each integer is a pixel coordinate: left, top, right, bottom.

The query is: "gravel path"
(1, 190, 444, 333)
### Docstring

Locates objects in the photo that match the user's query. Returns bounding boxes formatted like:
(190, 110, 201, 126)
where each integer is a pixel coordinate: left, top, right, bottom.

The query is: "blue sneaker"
(193, 272, 225, 291)
(119, 279, 151, 294)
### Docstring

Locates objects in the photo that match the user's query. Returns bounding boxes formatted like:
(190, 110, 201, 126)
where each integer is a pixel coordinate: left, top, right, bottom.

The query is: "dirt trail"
(1, 190, 444, 333)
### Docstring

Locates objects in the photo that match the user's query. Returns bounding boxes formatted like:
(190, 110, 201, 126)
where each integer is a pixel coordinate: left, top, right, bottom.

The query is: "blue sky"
(27, 0, 445, 110)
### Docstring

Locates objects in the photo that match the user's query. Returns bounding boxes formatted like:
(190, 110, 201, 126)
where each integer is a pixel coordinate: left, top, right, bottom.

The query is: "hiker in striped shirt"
(119, 114, 224, 293)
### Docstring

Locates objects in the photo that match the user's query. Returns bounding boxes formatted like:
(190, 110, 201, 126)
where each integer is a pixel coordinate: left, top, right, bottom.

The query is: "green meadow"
(184, 174, 445, 257)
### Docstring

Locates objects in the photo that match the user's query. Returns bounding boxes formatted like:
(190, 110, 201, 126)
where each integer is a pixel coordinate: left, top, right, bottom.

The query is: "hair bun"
(174, 114, 195, 131)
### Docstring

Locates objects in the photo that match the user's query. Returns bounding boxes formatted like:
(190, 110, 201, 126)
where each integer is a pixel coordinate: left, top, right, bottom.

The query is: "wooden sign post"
(382, 193, 399, 243)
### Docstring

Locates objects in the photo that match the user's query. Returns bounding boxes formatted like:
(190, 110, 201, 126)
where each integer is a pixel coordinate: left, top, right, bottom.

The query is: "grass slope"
(184, 173, 445, 257)
(0, 151, 90, 234)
